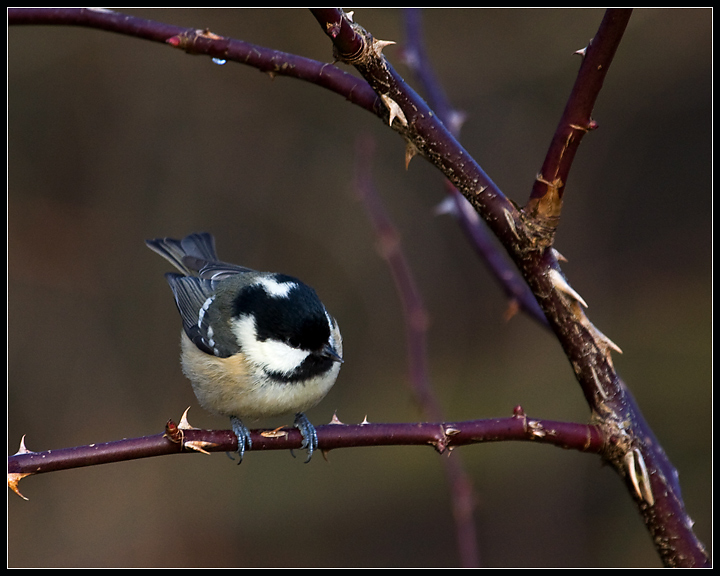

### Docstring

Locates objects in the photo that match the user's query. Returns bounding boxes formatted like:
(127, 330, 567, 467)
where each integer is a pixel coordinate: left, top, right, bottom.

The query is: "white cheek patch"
(254, 276, 297, 298)
(325, 311, 337, 346)
(231, 315, 310, 374)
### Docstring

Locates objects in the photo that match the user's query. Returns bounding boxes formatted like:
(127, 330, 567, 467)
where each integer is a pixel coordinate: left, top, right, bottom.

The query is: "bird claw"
(230, 416, 252, 464)
(230, 414, 317, 463)
(293, 412, 318, 463)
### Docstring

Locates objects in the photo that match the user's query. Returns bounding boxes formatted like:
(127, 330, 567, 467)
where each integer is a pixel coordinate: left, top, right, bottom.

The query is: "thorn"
(589, 366, 608, 400)
(548, 268, 588, 308)
(569, 123, 590, 133)
(551, 247, 568, 262)
(625, 450, 642, 501)
(594, 326, 623, 355)
(586, 322, 623, 370)
(634, 448, 655, 506)
(569, 121, 599, 134)
(503, 298, 520, 322)
(624, 448, 653, 506)
(8, 472, 31, 501)
(329, 411, 344, 425)
(260, 426, 289, 439)
(15, 435, 34, 456)
(380, 93, 407, 127)
(373, 39, 396, 58)
(178, 407, 198, 430)
(404, 141, 419, 169)
(166, 409, 214, 453)
(512, 405, 526, 418)
(503, 208, 520, 240)
(346, 10, 354, 22)
(198, 29, 223, 41)
(361, 415, 371, 425)
(574, 46, 587, 57)
(183, 440, 215, 455)
(527, 419, 546, 438)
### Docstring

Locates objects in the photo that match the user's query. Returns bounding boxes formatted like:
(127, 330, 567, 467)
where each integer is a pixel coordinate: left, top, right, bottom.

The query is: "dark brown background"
(8, 8, 711, 568)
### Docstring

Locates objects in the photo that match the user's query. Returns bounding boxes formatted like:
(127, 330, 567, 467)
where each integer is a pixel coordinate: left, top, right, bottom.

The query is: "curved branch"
(8, 8, 381, 116)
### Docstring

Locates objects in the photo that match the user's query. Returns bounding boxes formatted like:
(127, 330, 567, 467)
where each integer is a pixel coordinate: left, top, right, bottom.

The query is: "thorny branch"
(8, 410, 605, 499)
(7, 8, 709, 567)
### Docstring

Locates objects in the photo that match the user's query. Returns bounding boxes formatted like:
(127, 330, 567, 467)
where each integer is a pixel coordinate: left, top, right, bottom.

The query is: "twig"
(524, 9, 631, 243)
(400, 8, 548, 328)
(354, 133, 480, 566)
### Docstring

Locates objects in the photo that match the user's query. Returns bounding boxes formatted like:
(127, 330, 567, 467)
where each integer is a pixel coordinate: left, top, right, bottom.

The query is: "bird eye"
(288, 336, 302, 349)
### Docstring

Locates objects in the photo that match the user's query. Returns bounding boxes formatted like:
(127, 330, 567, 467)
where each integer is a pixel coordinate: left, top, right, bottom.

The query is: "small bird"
(146, 232, 343, 462)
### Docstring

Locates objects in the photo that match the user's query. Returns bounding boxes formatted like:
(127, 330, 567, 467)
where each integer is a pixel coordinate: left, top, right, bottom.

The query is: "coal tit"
(146, 232, 343, 462)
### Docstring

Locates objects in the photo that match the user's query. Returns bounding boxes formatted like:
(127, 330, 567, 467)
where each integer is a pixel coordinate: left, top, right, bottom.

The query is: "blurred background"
(8, 8, 711, 568)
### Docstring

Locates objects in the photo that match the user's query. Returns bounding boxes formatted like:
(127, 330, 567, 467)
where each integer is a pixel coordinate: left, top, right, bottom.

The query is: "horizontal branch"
(8, 412, 604, 499)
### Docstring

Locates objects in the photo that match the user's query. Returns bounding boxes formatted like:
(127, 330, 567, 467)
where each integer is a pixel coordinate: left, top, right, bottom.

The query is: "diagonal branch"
(523, 9, 631, 244)
(400, 8, 548, 328)
(309, 8, 708, 567)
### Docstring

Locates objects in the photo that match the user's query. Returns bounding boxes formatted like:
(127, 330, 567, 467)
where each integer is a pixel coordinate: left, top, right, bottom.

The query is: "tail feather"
(145, 232, 218, 276)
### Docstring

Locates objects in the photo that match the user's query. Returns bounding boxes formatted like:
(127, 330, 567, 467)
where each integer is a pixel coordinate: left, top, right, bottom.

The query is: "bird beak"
(321, 343, 344, 363)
